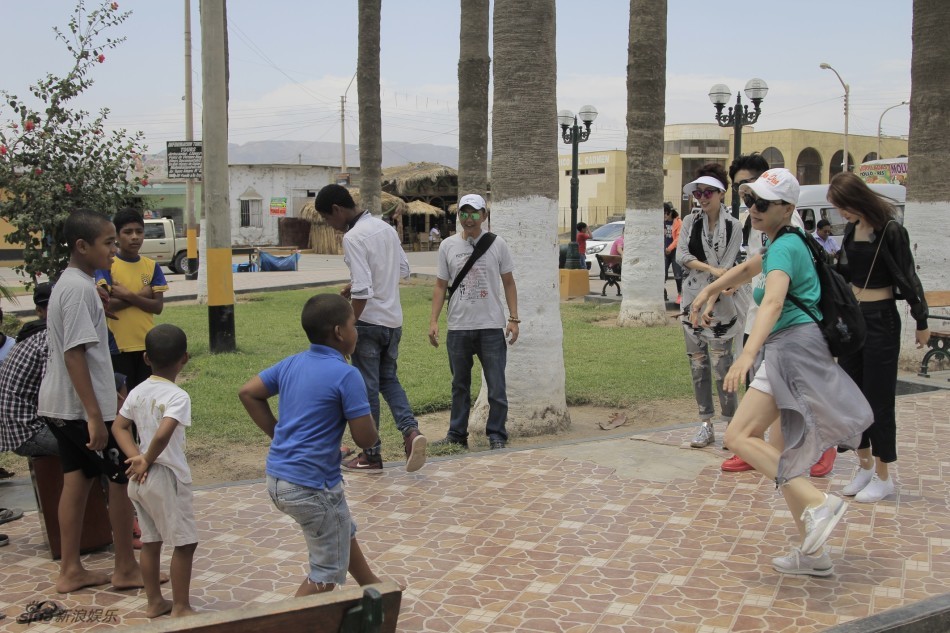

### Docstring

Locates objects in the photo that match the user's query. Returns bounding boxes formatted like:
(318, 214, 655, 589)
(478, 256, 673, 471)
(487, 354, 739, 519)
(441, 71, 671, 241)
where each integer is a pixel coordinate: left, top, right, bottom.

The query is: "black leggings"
(664, 251, 682, 294)
(838, 299, 901, 463)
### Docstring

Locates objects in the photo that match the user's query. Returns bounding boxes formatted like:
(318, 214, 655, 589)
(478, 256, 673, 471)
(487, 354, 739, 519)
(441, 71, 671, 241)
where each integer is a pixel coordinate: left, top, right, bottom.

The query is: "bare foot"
(56, 569, 111, 593)
(146, 599, 173, 619)
(172, 606, 199, 618)
(111, 570, 169, 590)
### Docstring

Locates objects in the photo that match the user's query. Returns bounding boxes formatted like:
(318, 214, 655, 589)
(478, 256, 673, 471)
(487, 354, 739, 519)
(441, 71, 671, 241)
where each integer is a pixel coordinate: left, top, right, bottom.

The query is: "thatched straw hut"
(406, 200, 443, 217)
(382, 162, 457, 209)
(300, 188, 409, 254)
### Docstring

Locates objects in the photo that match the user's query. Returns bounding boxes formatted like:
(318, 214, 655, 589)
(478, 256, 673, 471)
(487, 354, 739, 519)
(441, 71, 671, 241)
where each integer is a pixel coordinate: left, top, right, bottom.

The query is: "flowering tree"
(0, 0, 147, 286)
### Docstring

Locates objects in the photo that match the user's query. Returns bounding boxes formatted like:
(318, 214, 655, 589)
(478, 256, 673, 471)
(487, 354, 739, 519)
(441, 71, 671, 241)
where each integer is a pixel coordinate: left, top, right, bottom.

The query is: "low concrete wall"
(824, 593, 950, 633)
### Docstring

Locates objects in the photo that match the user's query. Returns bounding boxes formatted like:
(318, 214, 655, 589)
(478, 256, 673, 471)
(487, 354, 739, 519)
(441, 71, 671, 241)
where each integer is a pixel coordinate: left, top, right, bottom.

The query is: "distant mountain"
(151, 140, 460, 169)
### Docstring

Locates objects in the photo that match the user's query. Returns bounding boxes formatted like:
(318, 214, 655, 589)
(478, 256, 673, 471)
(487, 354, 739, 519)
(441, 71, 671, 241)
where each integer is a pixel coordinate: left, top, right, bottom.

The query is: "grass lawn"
(0, 281, 695, 471)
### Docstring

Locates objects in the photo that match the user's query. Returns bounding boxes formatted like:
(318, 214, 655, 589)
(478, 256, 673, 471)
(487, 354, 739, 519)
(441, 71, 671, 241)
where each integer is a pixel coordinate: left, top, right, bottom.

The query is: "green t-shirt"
(752, 229, 822, 333)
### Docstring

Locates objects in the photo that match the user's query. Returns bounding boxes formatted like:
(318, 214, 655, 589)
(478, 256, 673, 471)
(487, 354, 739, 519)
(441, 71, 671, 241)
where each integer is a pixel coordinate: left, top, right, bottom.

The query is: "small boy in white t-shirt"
(112, 324, 197, 618)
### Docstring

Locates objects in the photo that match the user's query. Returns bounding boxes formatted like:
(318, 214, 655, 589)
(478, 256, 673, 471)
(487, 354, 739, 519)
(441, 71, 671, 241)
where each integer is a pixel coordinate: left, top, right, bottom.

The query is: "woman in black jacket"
(828, 172, 929, 503)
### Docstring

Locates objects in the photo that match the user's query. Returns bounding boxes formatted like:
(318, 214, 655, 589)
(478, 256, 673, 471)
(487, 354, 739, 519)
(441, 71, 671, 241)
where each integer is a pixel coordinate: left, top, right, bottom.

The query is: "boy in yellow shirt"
(96, 209, 168, 390)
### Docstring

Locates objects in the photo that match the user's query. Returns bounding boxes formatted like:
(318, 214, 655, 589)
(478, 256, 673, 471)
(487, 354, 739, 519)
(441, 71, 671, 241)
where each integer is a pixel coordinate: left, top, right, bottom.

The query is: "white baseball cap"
(738, 168, 801, 205)
(458, 193, 486, 211)
(682, 176, 726, 197)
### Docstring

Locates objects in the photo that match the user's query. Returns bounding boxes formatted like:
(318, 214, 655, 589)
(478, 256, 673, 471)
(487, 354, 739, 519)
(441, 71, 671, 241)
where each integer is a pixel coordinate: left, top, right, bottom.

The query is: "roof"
(381, 162, 457, 196)
(299, 188, 408, 223)
(406, 199, 444, 217)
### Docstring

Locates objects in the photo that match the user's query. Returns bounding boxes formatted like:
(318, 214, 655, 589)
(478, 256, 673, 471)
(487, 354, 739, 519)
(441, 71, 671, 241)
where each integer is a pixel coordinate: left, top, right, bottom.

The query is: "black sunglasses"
(743, 193, 784, 213)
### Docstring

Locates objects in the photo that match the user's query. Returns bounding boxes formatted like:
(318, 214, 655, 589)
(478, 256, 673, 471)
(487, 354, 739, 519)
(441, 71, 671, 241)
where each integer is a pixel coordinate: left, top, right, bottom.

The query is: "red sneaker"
(721, 454, 754, 472)
(810, 447, 837, 477)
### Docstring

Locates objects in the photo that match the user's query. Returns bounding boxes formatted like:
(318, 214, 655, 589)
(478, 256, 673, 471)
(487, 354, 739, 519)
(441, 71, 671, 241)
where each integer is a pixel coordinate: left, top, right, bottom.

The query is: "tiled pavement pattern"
(1, 390, 948, 632)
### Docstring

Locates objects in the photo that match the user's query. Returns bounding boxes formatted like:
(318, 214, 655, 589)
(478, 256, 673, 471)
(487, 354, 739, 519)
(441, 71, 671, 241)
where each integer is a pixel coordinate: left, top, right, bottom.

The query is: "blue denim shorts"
(267, 476, 356, 585)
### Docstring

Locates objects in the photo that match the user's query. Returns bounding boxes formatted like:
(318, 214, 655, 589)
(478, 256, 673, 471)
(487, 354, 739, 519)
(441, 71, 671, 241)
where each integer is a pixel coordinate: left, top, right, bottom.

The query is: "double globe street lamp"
(558, 105, 598, 270)
(708, 79, 768, 219)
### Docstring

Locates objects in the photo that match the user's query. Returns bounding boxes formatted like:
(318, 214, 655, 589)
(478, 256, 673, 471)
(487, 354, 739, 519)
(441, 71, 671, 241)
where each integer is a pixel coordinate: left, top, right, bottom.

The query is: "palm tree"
(457, 0, 490, 197)
(905, 0, 949, 350)
(357, 0, 382, 215)
(617, 0, 668, 326)
(478, 0, 570, 437)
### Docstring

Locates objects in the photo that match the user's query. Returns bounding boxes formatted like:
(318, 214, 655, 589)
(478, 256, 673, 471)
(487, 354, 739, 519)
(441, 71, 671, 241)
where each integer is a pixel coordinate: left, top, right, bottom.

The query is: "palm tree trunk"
(618, 0, 668, 326)
(472, 0, 569, 438)
(905, 0, 950, 358)
(358, 0, 382, 216)
(457, 0, 490, 198)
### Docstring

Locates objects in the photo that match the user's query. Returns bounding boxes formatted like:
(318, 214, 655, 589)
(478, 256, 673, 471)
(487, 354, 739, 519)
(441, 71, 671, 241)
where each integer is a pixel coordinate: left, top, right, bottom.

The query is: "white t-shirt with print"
(437, 232, 515, 331)
(120, 376, 192, 484)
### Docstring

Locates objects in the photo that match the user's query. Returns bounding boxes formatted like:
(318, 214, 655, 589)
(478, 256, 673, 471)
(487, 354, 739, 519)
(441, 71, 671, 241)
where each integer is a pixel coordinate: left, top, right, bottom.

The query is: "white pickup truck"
(142, 218, 190, 274)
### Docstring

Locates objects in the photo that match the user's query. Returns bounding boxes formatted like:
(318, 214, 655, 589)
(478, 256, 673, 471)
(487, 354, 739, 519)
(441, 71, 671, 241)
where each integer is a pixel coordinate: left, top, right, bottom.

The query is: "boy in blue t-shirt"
(239, 294, 381, 596)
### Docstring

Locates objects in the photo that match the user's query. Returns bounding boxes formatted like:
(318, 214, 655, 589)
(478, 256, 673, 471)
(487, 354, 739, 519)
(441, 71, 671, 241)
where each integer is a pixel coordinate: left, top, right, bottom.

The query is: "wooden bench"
(919, 290, 950, 378)
(124, 582, 401, 633)
(595, 254, 622, 297)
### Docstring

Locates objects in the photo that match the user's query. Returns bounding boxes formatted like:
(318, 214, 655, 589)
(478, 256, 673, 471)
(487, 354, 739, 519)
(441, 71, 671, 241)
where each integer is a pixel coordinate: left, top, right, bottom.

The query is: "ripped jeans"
(682, 326, 738, 421)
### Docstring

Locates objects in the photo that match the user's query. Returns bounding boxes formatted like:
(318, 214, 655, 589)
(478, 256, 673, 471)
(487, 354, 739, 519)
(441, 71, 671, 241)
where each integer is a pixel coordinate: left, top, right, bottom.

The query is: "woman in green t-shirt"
(691, 169, 873, 579)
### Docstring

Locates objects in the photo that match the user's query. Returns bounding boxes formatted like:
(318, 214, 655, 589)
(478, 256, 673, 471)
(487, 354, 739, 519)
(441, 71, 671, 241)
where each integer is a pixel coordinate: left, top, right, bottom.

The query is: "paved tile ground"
(1, 390, 948, 631)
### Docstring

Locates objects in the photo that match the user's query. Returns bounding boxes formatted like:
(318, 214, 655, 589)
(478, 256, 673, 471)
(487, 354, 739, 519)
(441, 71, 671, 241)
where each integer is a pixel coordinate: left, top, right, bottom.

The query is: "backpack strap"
(447, 232, 497, 300)
(688, 213, 735, 264)
(775, 227, 821, 323)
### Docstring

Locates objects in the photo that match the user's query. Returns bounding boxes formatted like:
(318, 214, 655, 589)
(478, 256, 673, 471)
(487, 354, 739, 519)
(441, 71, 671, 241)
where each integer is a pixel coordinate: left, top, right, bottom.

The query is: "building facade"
(557, 125, 909, 227)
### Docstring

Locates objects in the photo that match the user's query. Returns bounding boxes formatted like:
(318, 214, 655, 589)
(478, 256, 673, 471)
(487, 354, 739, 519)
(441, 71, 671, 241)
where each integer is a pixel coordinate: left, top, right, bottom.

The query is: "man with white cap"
(428, 194, 519, 450)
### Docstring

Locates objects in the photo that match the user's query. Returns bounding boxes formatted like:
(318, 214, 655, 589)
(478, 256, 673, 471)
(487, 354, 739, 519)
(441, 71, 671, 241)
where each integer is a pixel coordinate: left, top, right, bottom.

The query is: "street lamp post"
(820, 62, 850, 172)
(558, 105, 598, 269)
(708, 79, 768, 219)
(877, 101, 909, 159)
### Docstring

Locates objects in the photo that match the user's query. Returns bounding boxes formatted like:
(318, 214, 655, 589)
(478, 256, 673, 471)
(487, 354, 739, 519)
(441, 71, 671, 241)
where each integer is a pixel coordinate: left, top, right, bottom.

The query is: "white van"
(795, 183, 906, 247)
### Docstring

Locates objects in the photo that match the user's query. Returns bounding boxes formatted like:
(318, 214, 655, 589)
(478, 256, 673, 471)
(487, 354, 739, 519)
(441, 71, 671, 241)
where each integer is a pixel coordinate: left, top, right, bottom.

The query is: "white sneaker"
(800, 494, 847, 556)
(841, 467, 874, 496)
(689, 422, 715, 448)
(772, 547, 834, 577)
(854, 474, 895, 503)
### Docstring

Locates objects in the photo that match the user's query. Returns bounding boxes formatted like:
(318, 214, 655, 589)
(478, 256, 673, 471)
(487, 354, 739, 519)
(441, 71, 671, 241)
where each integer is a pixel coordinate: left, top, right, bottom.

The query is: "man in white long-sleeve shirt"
(314, 185, 427, 474)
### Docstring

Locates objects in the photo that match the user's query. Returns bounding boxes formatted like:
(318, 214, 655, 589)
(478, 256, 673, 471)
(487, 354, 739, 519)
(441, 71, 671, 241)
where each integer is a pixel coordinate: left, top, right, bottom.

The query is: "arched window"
(761, 147, 785, 169)
(796, 148, 823, 185)
(829, 150, 856, 178)
(863, 152, 878, 162)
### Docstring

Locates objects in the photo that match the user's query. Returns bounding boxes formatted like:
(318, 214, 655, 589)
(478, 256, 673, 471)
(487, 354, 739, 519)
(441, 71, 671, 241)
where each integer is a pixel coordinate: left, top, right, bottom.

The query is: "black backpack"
(777, 227, 865, 357)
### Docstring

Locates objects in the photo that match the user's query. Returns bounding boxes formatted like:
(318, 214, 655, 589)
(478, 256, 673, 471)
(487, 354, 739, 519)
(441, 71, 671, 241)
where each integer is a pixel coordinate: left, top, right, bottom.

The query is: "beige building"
(558, 124, 908, 227)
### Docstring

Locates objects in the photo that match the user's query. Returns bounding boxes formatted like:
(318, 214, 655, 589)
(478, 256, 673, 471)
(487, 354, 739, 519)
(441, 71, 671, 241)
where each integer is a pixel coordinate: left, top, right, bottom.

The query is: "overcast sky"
(1, 0, 914, 156)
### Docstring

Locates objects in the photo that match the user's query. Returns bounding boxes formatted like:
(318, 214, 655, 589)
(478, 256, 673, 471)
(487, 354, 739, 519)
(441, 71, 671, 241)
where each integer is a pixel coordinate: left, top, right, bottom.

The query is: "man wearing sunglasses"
(314, 184, 427, 474)
(428, 194, 519, 451)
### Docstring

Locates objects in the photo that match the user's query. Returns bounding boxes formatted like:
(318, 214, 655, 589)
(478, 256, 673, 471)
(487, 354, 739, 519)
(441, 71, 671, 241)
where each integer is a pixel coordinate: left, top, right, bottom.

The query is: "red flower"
(0, 145, 7, 156)
(65, 183, 73, 193)
(140, 178, 149, 186)
(97, 54, 106, 63)
(111, 1, 119, 9)
(34, 168, 43, 175)
(24, 120, 35, 132)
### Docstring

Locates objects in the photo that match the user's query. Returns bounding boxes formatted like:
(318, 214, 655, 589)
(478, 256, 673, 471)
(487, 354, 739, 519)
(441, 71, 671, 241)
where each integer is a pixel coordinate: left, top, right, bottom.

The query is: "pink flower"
(24, 120, 35, 132)
(97, 54, 106, 63)
(140, 178, 149, 186)
(111, 1, 119, 9)
(65, 183, 73, 193)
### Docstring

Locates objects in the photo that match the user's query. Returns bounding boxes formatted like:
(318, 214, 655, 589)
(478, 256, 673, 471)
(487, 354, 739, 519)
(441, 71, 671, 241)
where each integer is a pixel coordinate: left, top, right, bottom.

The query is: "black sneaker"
(342, 452, 383, 474)
(432, 436, 468, 449)
(489, 438, 507, 450)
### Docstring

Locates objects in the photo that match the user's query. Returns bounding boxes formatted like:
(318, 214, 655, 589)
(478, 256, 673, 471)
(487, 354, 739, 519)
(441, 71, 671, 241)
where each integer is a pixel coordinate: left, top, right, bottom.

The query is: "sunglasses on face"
(693, 188, 720, 200)
(743, 193, 783, 213)
(459, 211, 482, 220)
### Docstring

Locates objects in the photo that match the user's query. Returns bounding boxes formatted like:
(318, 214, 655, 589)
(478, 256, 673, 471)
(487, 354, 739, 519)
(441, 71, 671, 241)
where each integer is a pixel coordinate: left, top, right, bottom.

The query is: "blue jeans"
(351, 322, 418, 456)
(446, 329, 509, 443)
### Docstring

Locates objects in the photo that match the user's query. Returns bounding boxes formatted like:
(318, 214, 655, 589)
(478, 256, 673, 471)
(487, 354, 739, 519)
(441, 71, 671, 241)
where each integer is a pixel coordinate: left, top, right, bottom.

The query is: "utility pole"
(184, 0, 198, 280)
(340, 71, 357, 184)
(200, 0, 235, 352)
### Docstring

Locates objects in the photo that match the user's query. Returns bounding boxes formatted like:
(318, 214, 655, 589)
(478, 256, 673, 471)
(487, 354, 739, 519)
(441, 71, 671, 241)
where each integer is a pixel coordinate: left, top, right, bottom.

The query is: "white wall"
(228, 164, 339, 247)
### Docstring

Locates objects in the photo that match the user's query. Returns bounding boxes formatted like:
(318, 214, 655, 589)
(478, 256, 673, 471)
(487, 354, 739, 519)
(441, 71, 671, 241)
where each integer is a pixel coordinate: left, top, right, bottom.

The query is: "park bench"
(124, 582, 401, 633)
(918, 290, 950, 378)
(595, 254, 622, 297)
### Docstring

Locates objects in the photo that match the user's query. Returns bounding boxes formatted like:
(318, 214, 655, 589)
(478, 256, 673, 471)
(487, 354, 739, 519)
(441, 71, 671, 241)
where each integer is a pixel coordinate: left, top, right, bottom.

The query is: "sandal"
(0, 507, 24, 525)
(599, 412, 629, 431)
(16, 600, 67, 624)
(0, 466, 15, 479)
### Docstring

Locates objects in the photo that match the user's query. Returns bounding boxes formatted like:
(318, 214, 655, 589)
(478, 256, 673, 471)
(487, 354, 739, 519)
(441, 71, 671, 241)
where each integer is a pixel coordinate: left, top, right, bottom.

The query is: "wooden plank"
(122, 582, 401, 633)
(925, 291, 950, 308)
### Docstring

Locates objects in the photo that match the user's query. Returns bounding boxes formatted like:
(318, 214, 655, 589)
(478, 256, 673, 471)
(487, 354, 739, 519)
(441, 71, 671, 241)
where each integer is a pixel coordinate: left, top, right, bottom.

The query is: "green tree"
(0, 0, 147, 287)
